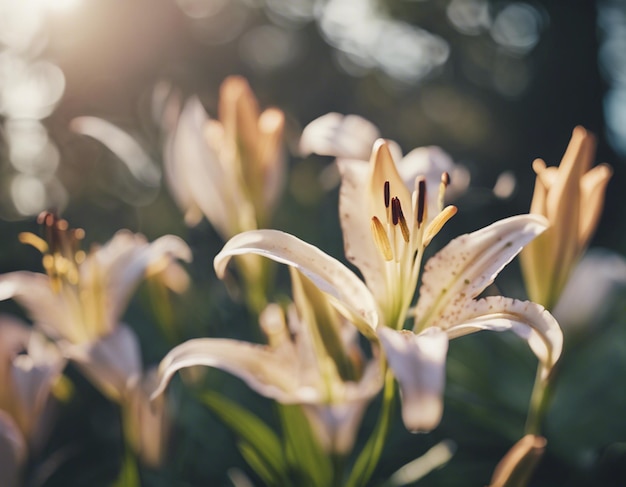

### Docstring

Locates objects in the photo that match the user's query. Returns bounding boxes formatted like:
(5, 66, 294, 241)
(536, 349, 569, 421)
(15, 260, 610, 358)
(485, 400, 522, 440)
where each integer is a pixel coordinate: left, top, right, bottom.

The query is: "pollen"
(371, 216, 393, 261)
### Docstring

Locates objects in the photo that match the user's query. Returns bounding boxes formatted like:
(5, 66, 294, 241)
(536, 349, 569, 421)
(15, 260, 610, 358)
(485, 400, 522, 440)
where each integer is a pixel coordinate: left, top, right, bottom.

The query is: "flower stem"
(524, 365, 552, 436)
(345, 368, 396, 487)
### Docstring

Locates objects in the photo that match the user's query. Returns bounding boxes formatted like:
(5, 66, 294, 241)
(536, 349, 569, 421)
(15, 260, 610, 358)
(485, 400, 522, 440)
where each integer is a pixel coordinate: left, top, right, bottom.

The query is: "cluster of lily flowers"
(0, 76, 613, 487)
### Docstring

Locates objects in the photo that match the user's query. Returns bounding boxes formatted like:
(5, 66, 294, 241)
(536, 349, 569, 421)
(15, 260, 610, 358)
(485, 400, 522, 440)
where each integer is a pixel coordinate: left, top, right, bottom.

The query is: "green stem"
(524, 365, 552, 436)
(345, 369, 396, 487)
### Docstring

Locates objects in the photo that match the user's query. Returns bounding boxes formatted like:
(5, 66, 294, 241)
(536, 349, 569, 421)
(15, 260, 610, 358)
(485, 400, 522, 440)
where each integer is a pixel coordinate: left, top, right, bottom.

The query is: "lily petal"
(397, 146, 468, 212)
(299, 112, 380, 160)
(96, 231, 192, 328)
(377, 327, 448, 432)
(414, 214, 548, 331)
(63, 324, 143, 402)
(154, 338, 312, 403)
(70, 116, 161, 188)
(214, 230, 379, 336)
(445, 297, 562, 373)
(0, 272, 80, 342)
(337, 157, 387, 302)
(0, 411, 26, 486)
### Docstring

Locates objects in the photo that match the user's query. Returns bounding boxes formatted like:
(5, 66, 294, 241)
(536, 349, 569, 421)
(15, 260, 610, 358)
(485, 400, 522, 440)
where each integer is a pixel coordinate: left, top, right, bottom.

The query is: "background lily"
(213, 138, 563, 433)
(299, 112, 470, 201)
(0, 214, 190, 468)
(162, 75, 286, 236)
(520, 126, 613, 310)
(0, 315, 66, 486)
(155, 268, 383, 456)
(551, 247, 626, 336)
(0, 212, 192, 347)
(160, 76, 286, 313)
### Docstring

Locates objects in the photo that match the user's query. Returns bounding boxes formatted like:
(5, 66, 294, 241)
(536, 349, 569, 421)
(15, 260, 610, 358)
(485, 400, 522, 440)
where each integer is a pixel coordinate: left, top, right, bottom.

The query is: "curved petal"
(96, 231, 192, 327)
(377, 327, 448, 433)
(124, 370, 169, 468)
(398, 146, 467, 214)
(169, 97, 231, 235)
(154, 338, 314, 404)
(414, 214, 548, 331)
(63, 324, 143, 402)
(11, 333, 66, 438)
(370, 139, 412, 224)
(70, 116, 161, 187)
(337, 158, 386, 302)
(0, 272, 79, 341)
(445, 297, 563, 374)
(299, 112, 380, 160)
(0, 411, 26, 486)
(214, 230, 379, 336)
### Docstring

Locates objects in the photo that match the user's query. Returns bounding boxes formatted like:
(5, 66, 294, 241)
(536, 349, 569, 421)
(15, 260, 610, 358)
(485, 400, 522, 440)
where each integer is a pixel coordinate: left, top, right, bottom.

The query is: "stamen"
(18, 232, 49, 253)
(438, 172, 449, 211)
(384, 180, 390, 208)
(423, 205, 458, 246)
(417, 179, 426, 226)
(395, 200, 410, 243)
(371, 216, 393, 261)
(391, 197, 400, 225)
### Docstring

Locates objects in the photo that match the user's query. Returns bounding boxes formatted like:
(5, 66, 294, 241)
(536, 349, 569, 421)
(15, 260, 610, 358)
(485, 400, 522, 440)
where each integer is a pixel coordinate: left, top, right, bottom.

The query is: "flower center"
(19, 212, 86, 293)
(369, 174, 457, 329)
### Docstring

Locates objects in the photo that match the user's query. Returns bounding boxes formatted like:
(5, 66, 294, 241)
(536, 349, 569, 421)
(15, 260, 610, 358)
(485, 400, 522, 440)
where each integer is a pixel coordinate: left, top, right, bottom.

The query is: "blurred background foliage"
(1, 0, 626, 486)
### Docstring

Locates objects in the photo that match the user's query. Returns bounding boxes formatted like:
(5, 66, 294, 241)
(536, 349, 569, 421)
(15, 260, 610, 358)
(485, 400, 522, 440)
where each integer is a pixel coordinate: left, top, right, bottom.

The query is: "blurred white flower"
(0, 315, 66, 483)
(552, 248, 626, 334)
(161, 76, 286, 235)
(0, 213, 190, 467)
(300, 112, 470, 199)
(156, 269, 383, 454)
(0, 212, 192, 345)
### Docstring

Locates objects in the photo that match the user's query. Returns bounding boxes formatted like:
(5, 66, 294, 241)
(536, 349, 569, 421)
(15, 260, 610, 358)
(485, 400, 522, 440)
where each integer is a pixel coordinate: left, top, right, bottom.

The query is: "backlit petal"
(214, 230, 379, 336)
(154, 338, 310, 403)
(445, 297, 562, 374)
(299, 112, 380, 160)
(377, 327, 448, 432)
(414, 214, 548, 332)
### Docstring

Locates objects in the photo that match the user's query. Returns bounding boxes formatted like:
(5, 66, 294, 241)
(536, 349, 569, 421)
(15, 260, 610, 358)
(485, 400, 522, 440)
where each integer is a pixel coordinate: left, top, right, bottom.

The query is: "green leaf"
(238, 441, 283, 487)
(278, 404, 334, 487)
(199, 391, 290, 486)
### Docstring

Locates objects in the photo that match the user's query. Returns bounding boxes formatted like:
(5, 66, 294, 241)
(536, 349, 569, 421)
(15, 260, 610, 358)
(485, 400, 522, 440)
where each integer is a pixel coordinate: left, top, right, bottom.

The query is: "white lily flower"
(300, 112, 470, 199)
(0, 212, 192, 346)
(155, 269, 383, 454)
(0, 316, 65, 443)
(0, 315, 65, 480)
(214, 139, 563, 432)
(163, 76, 286, 235)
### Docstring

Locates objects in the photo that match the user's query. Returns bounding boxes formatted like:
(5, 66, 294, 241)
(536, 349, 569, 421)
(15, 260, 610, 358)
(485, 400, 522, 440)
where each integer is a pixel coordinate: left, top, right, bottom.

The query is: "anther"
(395, 200, 410, 243)
(441, 172, 450, 187)
(391, 197, 400, 225)
(417, 179, 426, 226)
(371, 217, 393, 261)
(384, 181, 390, 208)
